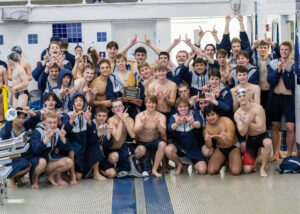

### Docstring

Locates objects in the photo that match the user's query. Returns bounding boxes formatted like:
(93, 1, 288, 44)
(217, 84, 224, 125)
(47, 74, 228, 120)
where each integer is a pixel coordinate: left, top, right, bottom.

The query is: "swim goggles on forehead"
(236, 88, 248, 97)
(11, 46, 22, 54)
(7, 53, 19, 62)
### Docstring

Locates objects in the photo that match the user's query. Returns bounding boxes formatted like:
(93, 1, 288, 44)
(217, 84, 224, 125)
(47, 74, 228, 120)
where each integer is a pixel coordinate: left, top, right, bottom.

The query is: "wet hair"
(236, 66, 248, 74)
(159, 51, 170, 60)
(178, 81, 189, 89)
(138, 62, 150, 72)
(205, 44, 216, 52)
(106, 41, 119, 50)
(135, 47, 147, 55)
(44, 92, 58, 102)
(98, 59, 111, 69)
(208, 68, 221, 79)
(154, 63, 167, 71)
(192, 57, 207, 67)
(16, 107, 27, 117)
(94, 105, 108, 115)
(75, 45, 82, 52)
(60, 40, 69, 49)
(145, 95, 158, 104)
(175, 97, 190, 108)
(231, 38, 241, 44)
(115, 53, 127, 63)
(280, 41, 293, 52)
(216, 49, 228, 58)
(203, 104, 220, 118)
(236, 50, 249, 59)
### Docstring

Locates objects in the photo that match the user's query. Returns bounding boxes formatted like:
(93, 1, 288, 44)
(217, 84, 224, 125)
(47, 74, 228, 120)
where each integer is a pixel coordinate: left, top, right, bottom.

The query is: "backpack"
(276, 156, 300, 174)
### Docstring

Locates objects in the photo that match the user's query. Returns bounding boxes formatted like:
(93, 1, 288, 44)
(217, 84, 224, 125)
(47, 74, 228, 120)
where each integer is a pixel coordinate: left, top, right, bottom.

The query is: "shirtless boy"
(231, 66, 260, 111)
(9, 46, 32, 81)
(134, 95, 167, 177)
(7, 53, 29, 108)
(234, 88, 272, 177)
(107, 100, 141, 177)
(90, 59, 112, 107)
(204, 105, 242, 175)
(147, 63, 177, 123)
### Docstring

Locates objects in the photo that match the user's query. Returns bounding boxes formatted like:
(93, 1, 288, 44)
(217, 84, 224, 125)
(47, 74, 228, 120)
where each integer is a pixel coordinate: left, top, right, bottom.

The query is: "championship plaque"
(122, 60, 141, 101)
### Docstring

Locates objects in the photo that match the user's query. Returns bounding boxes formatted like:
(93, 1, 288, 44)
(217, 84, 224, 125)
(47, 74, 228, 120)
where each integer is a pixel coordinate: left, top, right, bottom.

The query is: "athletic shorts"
(100, 159, 114, 171)
(15, 90, 29, 100)
(173, 143, 206, 164)
(243, 132, 270, 166)
(137, 139, 164, 152)
(217, 142, 240, 158)
(270, 93, 295, 123)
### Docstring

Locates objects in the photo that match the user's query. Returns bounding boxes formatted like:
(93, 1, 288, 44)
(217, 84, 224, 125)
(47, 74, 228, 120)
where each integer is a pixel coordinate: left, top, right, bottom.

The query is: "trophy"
(122, 60, 141, 101)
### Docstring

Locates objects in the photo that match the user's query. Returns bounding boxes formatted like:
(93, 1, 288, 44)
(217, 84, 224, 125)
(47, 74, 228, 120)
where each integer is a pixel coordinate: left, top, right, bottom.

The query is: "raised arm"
(120, 34, 138, 55)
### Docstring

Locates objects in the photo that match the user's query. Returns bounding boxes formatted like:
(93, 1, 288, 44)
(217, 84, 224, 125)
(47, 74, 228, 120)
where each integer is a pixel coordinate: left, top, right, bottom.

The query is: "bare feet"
(279, 152, 287, 159)
(56, 178, 68, 186)
(16, 177, 26, 186)
(260, 168, 268, 178)
(93, 172, 107, 181)
(7, 178, 17, 188)
(174, 164, 183, 176)
(152, 170, 162, 178)
(70, 179, 78, 185)
(48, 176, 59, 186)
(32, 183, 39, 189)
(270, 154, 280, 162)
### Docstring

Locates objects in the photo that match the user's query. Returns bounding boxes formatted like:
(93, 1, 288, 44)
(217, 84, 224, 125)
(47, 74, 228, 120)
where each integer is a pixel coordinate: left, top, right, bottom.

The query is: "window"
(52, 23, 82, 43)
(28, 34, 38, 44)
(97, 32, 107, 42)
(0, 35, 3, 45)
(99, 51, 106, 58)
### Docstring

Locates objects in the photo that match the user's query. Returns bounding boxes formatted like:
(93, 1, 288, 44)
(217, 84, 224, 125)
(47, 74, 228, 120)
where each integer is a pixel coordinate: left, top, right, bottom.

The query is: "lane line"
(143, 175, 174, 214)
(134, 178, 147, 214)
(112, 178, 136, 214)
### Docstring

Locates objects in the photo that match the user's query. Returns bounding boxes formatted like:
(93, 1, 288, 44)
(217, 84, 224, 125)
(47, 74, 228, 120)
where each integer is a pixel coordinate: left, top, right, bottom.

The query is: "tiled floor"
(1, 163, 300, 214)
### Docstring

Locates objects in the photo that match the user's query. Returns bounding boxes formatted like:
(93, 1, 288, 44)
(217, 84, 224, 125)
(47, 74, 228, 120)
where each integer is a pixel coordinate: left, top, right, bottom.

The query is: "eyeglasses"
(112, 104, 123, 109)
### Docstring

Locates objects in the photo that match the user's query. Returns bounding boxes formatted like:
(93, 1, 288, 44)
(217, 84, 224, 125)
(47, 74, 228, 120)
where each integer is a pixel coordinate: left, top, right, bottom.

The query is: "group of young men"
(0, 15, 296, 189)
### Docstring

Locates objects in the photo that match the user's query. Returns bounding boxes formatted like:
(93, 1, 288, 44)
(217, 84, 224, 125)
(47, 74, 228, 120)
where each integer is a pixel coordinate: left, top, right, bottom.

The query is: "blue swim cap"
(11, 45, 22, 54)
(7, 53, 19, 62)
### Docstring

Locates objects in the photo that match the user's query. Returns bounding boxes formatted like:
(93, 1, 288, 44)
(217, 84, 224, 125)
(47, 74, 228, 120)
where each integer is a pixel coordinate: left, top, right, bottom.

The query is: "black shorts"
(137, 139, 164, 152)
(260, 90, 269, 111)
(99, 159, 114, 171)
(244, 132, 270, 166)
(15, 90, 29, 99)
(217, 143, 239, 158)
(270, 93, 295, 123)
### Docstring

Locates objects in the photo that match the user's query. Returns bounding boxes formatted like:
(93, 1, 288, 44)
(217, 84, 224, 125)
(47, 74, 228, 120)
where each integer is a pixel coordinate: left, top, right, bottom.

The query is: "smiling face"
(73, 96, 84, 111)
(209, 76, 220, 88)
(205, 45, 215, 58)
(135, 52, 147, 64)
(231, 42, 241, 55)
(237, 93, 249, 106)
(176, 51, 188, 66)
(237, 55, 249, 67)
(206, 111, 219, 125)
(140, 66, 151, 79)
(159, 55, 169, 65)
(83, 68, 95, 82)
(44, 96, 57, 111)
(236, 72, 248, 84)
(44, 116, 58, 131)
(112, 101, 124, 113)
(14, 114, 26, 127)
(280, 45, 291, 58)
(145, 100, 156, 112)
(99, 62, 111, 77)
(194, 63, 206, 74)
(49, 66, 60, 81)
(107, 47, 118, 59)
(257, 45, 269, 57)
(178, 86, 190, 99)
(155, 69, 167, 80)
(49, 43, 61, 57)
(95, 112, 108, 125)
(177, 103, 189, 116)
(217, 55, 226, 66)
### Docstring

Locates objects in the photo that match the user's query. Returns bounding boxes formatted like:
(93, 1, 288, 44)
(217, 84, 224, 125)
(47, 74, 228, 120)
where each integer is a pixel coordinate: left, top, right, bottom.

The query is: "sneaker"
(142, 171, 150, 177)
(117, 171, 130, 178)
